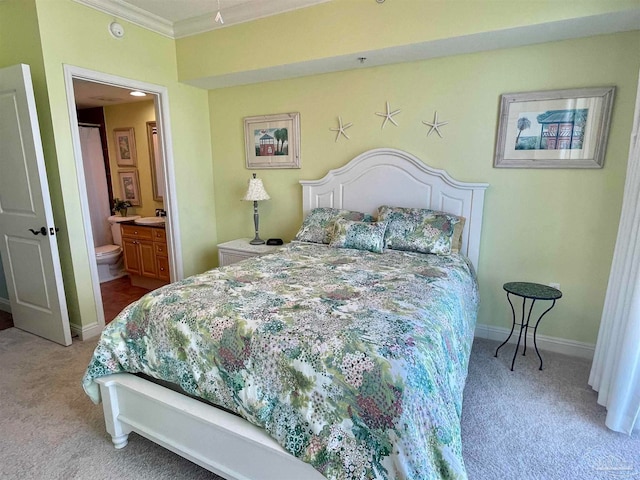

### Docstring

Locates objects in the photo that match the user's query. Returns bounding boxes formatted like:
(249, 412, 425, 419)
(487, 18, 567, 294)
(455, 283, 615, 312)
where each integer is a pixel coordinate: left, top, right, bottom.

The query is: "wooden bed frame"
(95, 148, 488, 479)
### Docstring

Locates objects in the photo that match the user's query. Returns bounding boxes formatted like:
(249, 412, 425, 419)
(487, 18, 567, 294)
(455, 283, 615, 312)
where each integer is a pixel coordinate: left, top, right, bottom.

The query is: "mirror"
(147, 121, 164, 201)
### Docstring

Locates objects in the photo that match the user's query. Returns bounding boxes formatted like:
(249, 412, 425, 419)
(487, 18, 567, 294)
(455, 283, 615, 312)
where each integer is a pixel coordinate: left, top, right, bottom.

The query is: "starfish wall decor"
(375, 101, 401, 129)
(422, 111, 449, 138)
(329, 116, 353, 142)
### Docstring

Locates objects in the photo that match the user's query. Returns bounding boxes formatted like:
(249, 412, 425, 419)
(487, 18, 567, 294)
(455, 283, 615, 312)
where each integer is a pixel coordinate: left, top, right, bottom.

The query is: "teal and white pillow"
(329, 218, 387, 253)
(295, 208, 374, 244)
(377, 205, 461, 255)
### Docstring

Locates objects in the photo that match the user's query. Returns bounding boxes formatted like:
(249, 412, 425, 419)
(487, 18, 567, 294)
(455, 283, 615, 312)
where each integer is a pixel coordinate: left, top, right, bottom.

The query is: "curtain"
(79, 126, 111, 248)
(588, 73, 640, 435)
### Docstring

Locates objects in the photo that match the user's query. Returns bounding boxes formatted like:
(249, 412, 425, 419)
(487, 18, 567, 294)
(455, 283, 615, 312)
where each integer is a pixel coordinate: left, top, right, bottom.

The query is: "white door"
(0, 64, 71, 346)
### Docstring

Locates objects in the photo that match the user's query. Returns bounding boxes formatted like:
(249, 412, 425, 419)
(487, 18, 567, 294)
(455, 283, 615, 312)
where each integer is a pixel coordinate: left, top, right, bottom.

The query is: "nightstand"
(217, 238, 285, 267)
(494, 282, 562, 371)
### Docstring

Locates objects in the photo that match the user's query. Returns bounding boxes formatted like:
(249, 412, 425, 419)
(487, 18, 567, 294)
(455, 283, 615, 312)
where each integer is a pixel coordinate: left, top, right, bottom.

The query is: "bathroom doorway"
(64, 66, 183, 331)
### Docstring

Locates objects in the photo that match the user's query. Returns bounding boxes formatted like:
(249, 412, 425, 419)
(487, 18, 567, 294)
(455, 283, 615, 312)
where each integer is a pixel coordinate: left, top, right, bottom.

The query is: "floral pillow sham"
(294, 207, 374, 244)
(329, 218, 388, 253)
(377, 205, 462, 255)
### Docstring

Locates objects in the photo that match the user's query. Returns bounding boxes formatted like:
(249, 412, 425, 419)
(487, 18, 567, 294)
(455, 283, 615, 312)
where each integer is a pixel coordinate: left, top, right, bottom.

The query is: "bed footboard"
(95, 374, 323, 480)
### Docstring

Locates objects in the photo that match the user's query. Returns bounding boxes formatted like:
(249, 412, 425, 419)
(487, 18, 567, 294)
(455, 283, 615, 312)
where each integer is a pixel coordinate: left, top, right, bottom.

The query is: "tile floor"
(101, 276, 150, 324)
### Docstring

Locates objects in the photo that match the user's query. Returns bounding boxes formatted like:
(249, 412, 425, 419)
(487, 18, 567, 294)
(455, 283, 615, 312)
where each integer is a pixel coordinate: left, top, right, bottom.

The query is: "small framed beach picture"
(114, 127, 137, 167)
(118, 169, 141, 206)
(244, 112, 301, 169)
(494, 87, 615, 168)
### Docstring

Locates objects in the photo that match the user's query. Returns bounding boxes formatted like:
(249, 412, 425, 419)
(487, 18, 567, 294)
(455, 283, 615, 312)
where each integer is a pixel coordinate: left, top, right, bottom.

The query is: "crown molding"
(73, 0, 330, 39)
(72, 0, 175, 38)
(173, 0, 330, 39)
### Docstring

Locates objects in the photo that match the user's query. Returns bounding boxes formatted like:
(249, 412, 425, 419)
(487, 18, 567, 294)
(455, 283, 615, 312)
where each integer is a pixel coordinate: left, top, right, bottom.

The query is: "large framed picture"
(494, 87, 615, 168)
(244, 112, 300, 169)
(113, 127, 137, 166)
(118, 169, 141, 206)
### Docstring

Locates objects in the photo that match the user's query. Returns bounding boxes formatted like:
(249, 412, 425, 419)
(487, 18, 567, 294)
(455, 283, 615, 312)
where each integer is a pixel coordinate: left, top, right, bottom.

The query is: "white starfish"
(422, 111, 449, 138)
(329, 116, 353, 142)
(375, 102, 401, 129)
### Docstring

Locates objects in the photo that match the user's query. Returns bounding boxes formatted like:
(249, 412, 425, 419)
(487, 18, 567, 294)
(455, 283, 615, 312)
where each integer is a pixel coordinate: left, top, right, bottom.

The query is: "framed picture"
(118, 169, 141, 206)
(244, 112, 300, 169)
(113, 127, 137, 166)
(494, 87, 615, 168)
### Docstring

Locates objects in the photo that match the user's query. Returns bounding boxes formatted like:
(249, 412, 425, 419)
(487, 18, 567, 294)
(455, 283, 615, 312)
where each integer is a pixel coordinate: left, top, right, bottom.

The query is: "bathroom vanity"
(121, 222, 170, 289)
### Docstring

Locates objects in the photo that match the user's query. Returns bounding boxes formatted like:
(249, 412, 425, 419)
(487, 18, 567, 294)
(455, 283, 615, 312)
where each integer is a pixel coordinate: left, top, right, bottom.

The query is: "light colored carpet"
(0, 327, 637, 479)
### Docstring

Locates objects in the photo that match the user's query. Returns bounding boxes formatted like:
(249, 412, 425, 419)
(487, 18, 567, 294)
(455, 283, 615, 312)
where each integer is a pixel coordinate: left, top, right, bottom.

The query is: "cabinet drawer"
(121, 224, 153, 240)
(154, 242, 167, 256)
(153, 228, 166, 242)
(157, 256, 170, 281)
(219, 250, 256, 267)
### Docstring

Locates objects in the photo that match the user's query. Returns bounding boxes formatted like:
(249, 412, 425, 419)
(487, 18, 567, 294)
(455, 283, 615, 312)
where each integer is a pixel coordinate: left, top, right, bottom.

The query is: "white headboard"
(300, 148, 489, 270)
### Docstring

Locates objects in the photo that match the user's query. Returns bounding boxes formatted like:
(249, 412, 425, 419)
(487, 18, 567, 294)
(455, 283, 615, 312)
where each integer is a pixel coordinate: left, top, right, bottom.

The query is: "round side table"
(494, 282, 562, 371)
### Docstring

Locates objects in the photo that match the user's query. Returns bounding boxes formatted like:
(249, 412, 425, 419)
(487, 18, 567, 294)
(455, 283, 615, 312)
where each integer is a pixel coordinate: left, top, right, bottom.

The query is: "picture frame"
(118, 169, 142, 206)
(494, 86, 615, 169)
(114, 127, 137, 167)
(244, 112, 300, 169)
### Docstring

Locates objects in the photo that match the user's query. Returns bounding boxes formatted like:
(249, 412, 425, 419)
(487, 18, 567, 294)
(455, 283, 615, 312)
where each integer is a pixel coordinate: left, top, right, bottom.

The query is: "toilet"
(95, 215, 140, 283)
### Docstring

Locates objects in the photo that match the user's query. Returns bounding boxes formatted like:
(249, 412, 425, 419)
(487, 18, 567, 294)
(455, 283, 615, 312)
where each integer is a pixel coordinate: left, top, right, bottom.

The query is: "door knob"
(29, 227, 47, 235)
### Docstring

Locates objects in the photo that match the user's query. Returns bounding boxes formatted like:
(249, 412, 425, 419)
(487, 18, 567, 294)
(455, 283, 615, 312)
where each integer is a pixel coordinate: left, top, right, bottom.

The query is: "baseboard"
(0, 297, 11, 313)
(69, 321, 103, 341)
(474, 323, 595, 360)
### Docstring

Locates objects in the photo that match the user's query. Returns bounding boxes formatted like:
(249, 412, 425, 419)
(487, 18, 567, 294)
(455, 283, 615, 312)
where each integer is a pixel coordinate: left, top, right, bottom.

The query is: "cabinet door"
(122, 238, 141, 275)
(139, 240, 158, 278)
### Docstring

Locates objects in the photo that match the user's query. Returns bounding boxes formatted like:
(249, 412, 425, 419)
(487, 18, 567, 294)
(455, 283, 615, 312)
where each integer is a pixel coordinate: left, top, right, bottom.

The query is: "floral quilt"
(83, 242, 479, 480)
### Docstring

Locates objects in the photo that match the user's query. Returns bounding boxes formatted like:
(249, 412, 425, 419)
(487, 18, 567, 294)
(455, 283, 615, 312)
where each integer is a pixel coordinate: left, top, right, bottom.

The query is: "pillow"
(451, 216, 466, 253)
(377, 205, 462, 255)
(295, 208, 374, 244)
(329, 218, 387, 253)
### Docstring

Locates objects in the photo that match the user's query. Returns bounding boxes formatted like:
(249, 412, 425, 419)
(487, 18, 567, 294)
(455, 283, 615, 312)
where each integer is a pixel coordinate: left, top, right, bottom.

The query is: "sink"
(134, 217, 166, 225)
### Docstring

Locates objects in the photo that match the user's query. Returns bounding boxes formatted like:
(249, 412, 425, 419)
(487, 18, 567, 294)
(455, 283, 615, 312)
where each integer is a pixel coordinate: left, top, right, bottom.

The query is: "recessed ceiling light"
(130, 91, 147, 97)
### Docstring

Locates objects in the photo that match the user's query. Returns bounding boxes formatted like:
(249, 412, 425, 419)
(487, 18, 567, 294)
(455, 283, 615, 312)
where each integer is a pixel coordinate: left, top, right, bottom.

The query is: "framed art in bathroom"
(494, 86, 615, 168)
(114, 127, 137, 167)
(118, 170, 142, 206)
(244, 112, 300, 169)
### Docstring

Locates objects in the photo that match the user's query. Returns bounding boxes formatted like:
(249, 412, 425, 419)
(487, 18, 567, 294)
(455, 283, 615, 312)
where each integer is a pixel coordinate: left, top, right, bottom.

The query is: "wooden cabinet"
(121, 224, 170, 289)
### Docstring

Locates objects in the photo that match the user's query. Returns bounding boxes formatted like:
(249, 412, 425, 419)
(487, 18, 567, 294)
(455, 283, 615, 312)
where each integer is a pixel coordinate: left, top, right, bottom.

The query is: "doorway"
(63, 65, 183, 334)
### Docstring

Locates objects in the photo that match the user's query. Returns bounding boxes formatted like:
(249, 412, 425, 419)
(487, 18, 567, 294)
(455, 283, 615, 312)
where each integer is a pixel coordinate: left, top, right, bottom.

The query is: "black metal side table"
(494, 282, 562, 371)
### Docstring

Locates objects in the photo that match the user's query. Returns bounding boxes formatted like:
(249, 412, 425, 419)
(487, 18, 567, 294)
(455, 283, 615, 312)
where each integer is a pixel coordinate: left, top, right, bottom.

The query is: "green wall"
(177, 0, 639, 83)
(26, 0, 217, 329)
(2, 0, 638, 344)
(209, 31, 640, 344)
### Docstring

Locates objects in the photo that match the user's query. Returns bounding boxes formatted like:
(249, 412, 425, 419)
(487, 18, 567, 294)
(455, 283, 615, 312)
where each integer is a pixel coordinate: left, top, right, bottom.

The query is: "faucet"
(155, 209, 166, 217)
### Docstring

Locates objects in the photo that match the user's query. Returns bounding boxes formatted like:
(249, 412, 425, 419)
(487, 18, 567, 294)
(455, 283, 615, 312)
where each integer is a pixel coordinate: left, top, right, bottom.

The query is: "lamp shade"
(242, 175, 270, 201)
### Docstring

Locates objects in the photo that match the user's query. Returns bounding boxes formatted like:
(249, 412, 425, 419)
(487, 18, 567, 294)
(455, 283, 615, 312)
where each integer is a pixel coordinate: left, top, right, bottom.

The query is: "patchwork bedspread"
(83, 243, 479, 480)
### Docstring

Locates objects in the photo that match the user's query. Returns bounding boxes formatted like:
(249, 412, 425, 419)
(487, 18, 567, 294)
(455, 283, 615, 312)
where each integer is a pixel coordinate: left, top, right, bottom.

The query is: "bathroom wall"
(103, 100, 163, 218)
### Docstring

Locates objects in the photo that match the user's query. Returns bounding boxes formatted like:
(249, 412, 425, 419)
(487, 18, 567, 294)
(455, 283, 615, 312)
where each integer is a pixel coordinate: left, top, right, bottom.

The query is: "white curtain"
(79, 126, 112, 247)
(589, 73, 640, 435)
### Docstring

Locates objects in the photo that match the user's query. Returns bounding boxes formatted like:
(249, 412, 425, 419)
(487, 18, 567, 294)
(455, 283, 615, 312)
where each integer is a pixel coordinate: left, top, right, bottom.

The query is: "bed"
(83, 148, 488, 480)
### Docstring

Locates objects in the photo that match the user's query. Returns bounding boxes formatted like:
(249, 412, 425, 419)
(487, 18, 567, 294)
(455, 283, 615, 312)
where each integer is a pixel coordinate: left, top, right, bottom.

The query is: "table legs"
(495, 295, 557, 371)
(494, 293, 516, 358)
(532, 299, 556, 370)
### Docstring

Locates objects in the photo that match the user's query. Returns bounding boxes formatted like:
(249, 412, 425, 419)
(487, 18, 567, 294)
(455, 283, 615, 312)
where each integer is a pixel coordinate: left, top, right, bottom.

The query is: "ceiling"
(72, 0, 331, 38)
(73, 79, 154, 109)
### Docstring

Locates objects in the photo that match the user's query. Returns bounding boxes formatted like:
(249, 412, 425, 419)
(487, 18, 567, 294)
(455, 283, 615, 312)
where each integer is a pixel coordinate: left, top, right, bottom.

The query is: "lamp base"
(249, 237, 265, 245)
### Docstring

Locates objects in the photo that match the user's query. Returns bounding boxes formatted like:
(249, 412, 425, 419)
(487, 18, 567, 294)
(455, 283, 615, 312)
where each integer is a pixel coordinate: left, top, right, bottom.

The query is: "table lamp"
(242, 173, 270, 245)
